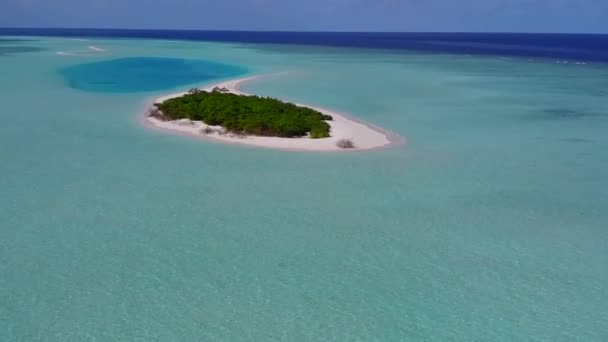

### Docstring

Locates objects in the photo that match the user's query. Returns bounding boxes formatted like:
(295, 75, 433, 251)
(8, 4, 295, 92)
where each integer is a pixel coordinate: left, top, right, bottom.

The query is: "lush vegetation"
(153, 90, 332, 138)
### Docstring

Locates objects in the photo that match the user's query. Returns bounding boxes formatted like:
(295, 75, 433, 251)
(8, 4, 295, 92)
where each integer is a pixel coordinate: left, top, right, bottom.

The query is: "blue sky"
(2, 0, 607, 33)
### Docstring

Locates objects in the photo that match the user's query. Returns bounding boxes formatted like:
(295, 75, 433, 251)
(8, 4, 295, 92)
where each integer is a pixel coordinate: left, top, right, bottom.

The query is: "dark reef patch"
(0, 44, 45, 56)
(0, 38, 39, 43)
(561, 137, 595, 144)
(0, 38, 45, 56)
(544, 109, 591, 119)
(529, 108, 606, 120)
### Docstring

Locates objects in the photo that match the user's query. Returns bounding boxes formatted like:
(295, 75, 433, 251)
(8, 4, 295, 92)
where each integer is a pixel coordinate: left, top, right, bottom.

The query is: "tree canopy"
(153, 90, 332, 138)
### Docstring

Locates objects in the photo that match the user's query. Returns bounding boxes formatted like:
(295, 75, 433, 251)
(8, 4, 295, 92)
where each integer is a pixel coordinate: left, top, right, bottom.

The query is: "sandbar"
(143, 76, 404, 152)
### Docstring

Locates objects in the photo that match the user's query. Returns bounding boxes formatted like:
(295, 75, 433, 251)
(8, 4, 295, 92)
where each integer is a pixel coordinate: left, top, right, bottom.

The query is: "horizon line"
(1, 27, 607, 36)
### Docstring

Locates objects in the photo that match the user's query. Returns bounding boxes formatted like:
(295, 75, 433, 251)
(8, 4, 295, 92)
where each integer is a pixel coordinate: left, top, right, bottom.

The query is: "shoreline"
(142, 76, 405, 152)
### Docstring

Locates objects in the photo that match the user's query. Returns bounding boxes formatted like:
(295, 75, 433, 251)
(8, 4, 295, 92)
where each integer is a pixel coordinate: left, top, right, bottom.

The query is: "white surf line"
(56, 45, 106, 56)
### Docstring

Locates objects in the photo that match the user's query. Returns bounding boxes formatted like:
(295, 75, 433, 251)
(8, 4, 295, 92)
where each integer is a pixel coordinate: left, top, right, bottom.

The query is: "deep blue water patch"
(59, 57, 247, 93)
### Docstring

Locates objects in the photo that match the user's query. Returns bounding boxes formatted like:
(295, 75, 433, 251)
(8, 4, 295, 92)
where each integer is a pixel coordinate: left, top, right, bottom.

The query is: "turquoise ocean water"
(1, 37, 607, 341)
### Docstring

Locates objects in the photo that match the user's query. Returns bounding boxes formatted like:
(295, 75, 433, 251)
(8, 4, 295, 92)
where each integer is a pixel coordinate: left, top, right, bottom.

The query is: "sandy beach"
(144, 76, 404, 152)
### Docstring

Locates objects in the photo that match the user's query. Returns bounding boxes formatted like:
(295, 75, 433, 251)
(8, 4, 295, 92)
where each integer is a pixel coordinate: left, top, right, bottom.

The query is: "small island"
(150, 89, 333, 139)
(143, 77, 401, 152)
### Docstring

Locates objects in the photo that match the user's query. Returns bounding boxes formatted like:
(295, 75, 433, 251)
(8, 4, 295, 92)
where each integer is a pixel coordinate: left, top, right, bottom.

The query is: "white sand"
(144, 76, 403, 152)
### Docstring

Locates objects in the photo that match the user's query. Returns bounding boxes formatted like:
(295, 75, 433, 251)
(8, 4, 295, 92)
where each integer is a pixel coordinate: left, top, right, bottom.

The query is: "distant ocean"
(2, 28, 608, 62)
(1, 29, 607, 341)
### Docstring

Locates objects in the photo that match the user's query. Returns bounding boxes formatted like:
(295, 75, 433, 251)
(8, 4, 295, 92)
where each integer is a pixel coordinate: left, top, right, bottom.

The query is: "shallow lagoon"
(1, 36, 607, 341)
